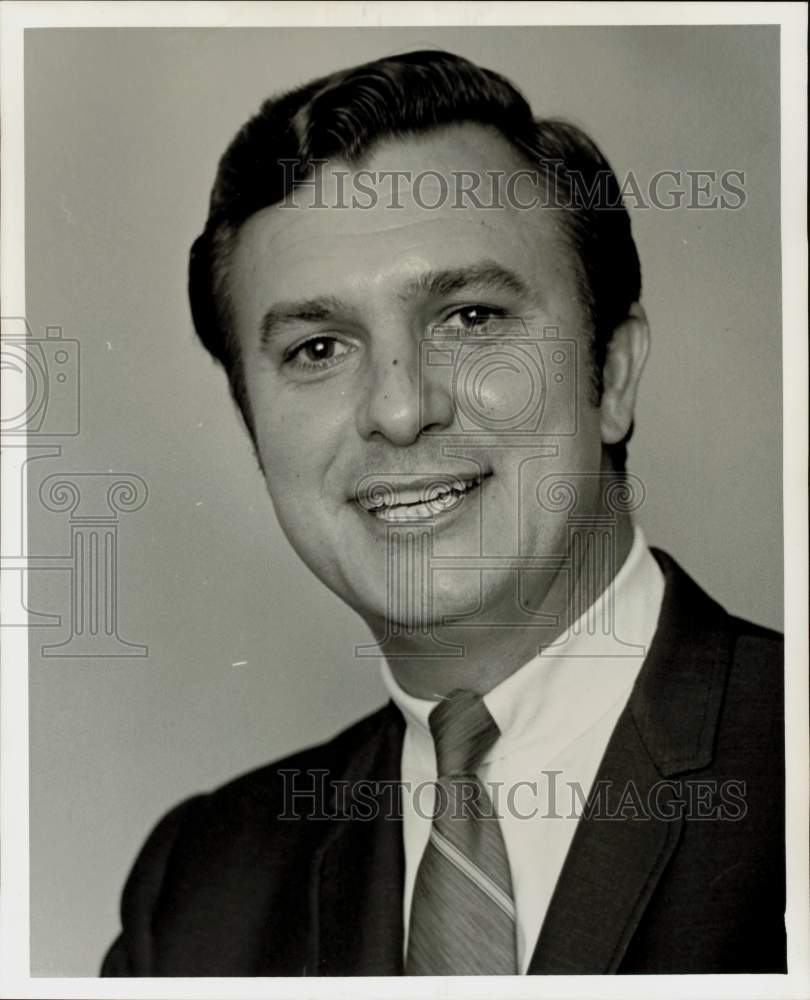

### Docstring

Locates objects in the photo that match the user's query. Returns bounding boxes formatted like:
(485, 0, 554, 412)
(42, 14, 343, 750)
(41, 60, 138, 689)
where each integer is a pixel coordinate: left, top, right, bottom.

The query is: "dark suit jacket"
(101, 550, 786, 975)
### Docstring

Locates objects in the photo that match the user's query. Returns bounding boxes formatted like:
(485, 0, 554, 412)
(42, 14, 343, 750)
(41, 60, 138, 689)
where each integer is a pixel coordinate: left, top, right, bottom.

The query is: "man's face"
(228, 125, 605, 632)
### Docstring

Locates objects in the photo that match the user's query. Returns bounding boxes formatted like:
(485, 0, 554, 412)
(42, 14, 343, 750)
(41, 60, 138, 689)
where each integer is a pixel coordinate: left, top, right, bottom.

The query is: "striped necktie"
(406, 689, 518, 975)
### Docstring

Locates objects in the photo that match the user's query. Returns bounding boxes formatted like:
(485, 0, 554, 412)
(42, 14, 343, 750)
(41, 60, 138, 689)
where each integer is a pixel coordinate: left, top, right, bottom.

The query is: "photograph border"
(1, 3, 807, 998)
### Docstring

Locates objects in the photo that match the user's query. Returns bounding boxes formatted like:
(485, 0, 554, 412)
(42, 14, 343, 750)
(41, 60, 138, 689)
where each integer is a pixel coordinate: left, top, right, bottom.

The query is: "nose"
(355, 335, 455, 446)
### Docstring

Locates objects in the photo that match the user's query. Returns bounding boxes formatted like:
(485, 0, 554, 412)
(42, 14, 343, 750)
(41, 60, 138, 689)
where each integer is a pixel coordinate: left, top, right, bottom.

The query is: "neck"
(380, 513, 635, 700)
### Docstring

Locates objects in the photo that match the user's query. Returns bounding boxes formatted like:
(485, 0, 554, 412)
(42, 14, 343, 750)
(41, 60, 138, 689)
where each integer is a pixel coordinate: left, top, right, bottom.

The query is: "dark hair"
(188, 49, 641, 468)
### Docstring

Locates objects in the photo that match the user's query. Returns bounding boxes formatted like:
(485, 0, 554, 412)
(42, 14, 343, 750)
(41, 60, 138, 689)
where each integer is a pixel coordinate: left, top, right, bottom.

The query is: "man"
(101, 50, 785, 976)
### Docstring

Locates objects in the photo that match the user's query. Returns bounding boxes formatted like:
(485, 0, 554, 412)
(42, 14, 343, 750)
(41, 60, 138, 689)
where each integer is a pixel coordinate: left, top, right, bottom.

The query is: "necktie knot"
(428, 689, 500, 778)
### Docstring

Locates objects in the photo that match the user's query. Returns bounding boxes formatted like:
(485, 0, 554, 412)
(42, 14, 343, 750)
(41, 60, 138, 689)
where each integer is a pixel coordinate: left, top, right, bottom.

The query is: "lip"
(353, 471, 492, 523)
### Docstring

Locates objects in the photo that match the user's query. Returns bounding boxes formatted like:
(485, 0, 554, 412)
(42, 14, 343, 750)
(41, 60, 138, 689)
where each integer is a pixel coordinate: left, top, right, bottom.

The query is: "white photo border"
(1, 3, 807, 999)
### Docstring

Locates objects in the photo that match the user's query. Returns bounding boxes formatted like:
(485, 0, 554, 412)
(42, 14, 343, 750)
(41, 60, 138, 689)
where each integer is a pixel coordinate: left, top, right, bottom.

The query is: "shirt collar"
(380, 525, 664, 762)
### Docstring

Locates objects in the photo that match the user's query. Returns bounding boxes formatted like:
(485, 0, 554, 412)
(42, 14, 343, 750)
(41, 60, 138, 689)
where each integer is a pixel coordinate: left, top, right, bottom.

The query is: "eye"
(441, 304, 507, 333)
(284, 336, 355, 372)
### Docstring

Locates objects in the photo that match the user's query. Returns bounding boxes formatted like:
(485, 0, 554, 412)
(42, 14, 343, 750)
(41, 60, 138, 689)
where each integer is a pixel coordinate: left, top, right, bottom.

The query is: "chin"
(428, 580, 484, 621)
(411, 572, 498, 631)
(343, 576, 478, 635)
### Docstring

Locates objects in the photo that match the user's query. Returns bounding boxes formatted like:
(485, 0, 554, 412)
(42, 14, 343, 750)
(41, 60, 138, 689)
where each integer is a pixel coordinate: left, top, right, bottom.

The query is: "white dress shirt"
(380, 525, 665, 973)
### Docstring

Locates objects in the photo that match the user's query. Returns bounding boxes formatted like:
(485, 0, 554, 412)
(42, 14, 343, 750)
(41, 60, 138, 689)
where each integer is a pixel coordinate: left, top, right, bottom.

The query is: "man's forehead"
(230, 125, 566, 293)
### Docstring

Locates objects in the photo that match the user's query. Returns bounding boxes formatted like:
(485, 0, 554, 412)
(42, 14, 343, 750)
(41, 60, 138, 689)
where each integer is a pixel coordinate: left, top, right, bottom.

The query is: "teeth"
(361, 476, 485, 520)
(373, 501, 445, 522)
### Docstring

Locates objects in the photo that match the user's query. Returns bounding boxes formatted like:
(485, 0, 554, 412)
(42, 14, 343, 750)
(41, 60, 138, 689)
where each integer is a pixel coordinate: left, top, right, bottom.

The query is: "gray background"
(24, 26, 781, 975)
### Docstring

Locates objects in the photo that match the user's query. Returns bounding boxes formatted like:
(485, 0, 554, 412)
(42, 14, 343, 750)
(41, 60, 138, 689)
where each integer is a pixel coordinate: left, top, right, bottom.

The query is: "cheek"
(469, 361, 539, 425)
(249, 386, 350, 503)
(255, 419, 313, 505)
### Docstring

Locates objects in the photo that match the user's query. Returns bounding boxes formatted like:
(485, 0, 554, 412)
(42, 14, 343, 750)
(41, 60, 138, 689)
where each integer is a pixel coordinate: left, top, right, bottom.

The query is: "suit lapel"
(528, 549, 732, 974)
(527, 710, 684, 973)
(305, 552, 733, 976)
(308, 704, 406, 976)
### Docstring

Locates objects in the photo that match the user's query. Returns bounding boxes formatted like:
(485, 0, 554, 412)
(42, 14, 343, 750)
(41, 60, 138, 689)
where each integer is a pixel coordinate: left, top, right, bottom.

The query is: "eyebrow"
(399, 262, 530, 302)
(258, 261, 531, 347)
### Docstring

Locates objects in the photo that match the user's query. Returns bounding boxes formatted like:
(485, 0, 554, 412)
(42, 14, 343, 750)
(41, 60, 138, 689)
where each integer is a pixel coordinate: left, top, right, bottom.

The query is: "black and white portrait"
(1, 3, 806, 996)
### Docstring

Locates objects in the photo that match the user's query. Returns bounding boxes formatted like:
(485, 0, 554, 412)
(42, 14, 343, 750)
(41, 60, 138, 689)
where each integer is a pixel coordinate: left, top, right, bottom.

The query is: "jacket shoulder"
(102, 701, 399, 975)
(209, 700, 398, 801)
(726, 615, 783, 694)
(722, 615, 784, 746)
(135, 699, 399, 847)
(727, 614, 783, 651)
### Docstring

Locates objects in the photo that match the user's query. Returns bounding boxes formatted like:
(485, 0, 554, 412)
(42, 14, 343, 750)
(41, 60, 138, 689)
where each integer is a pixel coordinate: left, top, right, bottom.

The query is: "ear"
(600, 302, 650, 445)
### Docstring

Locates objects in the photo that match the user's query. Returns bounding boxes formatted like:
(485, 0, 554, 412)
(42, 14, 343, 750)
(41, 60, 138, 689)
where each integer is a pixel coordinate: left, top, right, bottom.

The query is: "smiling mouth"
(356, 473, 491, 522)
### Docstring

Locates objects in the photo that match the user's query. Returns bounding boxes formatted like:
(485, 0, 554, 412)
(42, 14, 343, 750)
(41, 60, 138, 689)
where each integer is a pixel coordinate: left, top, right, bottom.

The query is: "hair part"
(189, 49, 641, 470)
